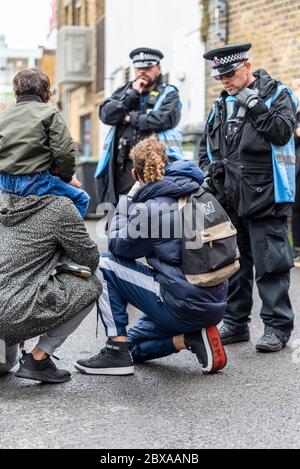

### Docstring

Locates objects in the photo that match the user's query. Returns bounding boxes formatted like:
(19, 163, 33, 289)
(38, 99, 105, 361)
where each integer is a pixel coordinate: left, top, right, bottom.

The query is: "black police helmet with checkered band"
(203, 43, 252, 77)
(129, 47, 164, 69)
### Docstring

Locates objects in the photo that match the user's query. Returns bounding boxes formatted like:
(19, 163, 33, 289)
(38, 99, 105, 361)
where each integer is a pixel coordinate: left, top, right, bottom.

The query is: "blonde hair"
(130, 135, 169, 183)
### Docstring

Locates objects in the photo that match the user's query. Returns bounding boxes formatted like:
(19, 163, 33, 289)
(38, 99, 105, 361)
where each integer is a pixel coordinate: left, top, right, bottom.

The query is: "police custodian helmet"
(129, 47, 164, 68)
(203, 43, 252, 78)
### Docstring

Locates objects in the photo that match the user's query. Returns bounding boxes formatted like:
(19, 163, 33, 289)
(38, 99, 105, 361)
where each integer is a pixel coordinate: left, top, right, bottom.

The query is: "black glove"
(236, 88, 259, 109)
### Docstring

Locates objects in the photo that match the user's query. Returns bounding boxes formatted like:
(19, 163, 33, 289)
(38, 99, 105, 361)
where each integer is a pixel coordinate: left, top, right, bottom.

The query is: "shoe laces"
(86, 347, 107, 363)
(262, 333, 278, 341)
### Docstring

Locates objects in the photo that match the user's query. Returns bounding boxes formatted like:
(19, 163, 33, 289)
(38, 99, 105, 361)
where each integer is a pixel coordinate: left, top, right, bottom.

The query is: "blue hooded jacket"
(109, 160, 228, 326)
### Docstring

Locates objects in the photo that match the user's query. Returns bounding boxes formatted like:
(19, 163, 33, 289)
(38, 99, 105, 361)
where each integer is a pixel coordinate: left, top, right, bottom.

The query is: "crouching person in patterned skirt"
(75, 136, 228, 376)
(0, 194, 102, 384)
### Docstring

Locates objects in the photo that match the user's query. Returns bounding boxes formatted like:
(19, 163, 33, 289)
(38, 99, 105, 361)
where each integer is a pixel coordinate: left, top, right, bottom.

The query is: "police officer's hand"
(132, 76, 149, 93)
(236, 87, 259, 109)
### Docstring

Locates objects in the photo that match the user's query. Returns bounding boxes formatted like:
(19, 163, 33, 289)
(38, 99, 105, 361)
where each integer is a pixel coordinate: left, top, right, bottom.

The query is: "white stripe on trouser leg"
(96, 268, 118, 337)
(99, 256, 162, 299)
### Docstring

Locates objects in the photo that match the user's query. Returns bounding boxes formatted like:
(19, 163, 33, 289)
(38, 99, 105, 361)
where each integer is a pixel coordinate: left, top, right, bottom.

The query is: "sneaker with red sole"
(184, 325, 227, 374)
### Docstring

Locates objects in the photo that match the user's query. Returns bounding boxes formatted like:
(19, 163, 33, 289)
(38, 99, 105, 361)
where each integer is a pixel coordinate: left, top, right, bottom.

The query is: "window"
(84, 0, 89, 26)
(71, 0, 76, 24)
(64, 6, 69, 24)
(75, 6, 81, 24)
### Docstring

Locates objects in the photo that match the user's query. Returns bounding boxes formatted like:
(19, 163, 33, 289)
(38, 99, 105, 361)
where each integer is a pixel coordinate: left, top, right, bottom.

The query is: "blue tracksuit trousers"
(98, 252, 208, 363)
(0, 172, 90, 218)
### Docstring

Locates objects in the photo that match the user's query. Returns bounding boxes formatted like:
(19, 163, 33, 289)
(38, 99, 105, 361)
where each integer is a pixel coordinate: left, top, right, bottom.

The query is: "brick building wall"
(59, 0, 104, 27)
(203, 0, 300, 115)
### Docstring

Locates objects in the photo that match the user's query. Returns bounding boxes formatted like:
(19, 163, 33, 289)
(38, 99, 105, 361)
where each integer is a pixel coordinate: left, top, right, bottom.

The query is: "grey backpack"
(179, 187, 240, 287)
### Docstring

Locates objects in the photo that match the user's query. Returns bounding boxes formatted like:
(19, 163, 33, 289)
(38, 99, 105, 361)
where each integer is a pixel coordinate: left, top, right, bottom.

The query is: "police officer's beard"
(147, 77, 158, 87)
(142, 76, 159, 90)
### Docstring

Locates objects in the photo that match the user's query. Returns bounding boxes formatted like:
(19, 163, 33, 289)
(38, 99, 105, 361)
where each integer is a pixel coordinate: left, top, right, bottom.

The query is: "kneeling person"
(76, 136, 228, 375)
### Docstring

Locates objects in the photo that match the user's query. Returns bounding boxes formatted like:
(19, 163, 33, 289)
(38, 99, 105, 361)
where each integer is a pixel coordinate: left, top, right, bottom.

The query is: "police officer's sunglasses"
(214, 62, 246, 81)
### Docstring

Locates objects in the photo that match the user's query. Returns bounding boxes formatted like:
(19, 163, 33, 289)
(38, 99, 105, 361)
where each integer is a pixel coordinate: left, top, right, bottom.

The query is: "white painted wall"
(104, 0, 206, 128)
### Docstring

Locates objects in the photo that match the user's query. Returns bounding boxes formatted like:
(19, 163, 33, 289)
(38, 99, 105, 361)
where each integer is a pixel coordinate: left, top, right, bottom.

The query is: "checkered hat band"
(213, 51, 248, 66)
(133, 53, 159, 62)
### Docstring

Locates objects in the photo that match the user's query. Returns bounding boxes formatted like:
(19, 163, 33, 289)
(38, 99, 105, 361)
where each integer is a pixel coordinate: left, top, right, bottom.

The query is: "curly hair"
(130, 135, 169, 184)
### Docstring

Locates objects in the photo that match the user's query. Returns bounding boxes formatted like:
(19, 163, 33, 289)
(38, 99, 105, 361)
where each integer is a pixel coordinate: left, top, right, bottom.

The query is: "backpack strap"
(178, 187, 206, 210)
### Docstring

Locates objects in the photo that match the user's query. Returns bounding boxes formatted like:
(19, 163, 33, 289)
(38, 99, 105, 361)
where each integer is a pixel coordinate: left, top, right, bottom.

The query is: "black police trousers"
(224, 209, 294, 342)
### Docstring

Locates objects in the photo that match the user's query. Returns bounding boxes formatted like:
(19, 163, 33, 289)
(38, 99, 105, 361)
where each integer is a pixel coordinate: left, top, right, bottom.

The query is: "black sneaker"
(184, 325, 227, 374)
(56, 263, 91, 278)
(15, 351, 71, 384)
(256, 333, 286, 353)
(75, 339, 134, 376)
(219, 324, 250, 345)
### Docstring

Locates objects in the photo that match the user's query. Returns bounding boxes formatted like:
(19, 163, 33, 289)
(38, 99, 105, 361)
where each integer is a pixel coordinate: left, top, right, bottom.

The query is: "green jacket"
(0, 96, 76, 181)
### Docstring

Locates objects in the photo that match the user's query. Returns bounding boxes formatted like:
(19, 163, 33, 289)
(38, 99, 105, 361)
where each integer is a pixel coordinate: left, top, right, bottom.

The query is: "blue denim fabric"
(0, 172, 90, 217)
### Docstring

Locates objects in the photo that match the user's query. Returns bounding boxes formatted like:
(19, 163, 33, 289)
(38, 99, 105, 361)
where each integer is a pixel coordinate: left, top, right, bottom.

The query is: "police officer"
(96, 47, 182, 205)
(199, 43, 297, 352)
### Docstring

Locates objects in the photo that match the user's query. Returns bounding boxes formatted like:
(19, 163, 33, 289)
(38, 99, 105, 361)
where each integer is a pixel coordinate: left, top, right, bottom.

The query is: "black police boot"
(75, 339, 134, 376)
(219, 325, 250, 345)
(256, 333, 286, 353)
(184, 325, 227, 374)
(15, 351, 71, 384)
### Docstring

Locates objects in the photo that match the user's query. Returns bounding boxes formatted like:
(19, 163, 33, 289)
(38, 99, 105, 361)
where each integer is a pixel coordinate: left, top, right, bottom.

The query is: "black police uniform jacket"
(199, 69, 296, 219)
(98, 78, 181, 205)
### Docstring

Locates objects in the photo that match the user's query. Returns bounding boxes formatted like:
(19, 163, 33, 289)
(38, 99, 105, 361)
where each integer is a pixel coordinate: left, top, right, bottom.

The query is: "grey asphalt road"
(1, 218, 300, 449)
